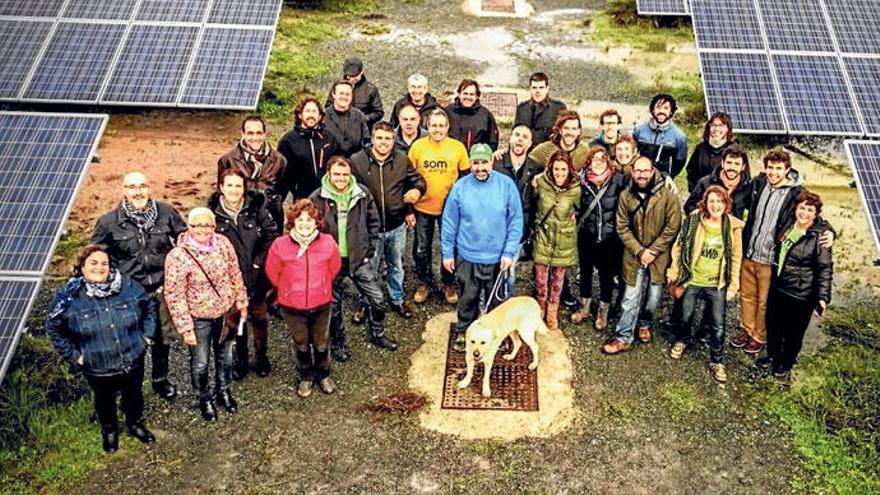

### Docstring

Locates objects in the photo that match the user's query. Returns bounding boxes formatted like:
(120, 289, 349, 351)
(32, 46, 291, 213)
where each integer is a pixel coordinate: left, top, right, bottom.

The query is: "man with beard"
(685, 146, 752, 219)
(278, 95, 338, 200)
(217, 116, 287, 226)
(324, 79, 371, 158)
(514, 72, 566, 148)
(604, 157, 682, 355)
(394, 104, 427, 155)
(326, 57, 384, 127)
(390, 73, 438, 129)
(529, 110, 592, 171)
(442, 144, 523, 352)
(92, 171, 188, 401)
(633, 94, 689, 178)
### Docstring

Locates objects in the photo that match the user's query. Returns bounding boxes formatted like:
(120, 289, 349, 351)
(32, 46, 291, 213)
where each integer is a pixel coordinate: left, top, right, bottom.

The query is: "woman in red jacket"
(265, 199, 341, 398)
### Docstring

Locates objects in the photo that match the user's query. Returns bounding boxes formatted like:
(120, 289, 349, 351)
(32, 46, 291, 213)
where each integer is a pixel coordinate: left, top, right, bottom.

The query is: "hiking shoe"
(331, 343, 351, 363)
(391, 302, 414, 319)
(297, 380, 313, 398)
(670, 341, 686, 360)
(772, 366, 790, 380)
(443, 284, 459, 305)
(351, 305, 367, 324)
(570, 306, 591, 324)
(602, 339, 632, 355)
(318, 377, 336, 394)
(638, 326, 652, 343)
(452, 333, 466, 353)
(731, 330, 750, 348)
(413, 283, 430, 304)
(743, 339, 764, 354)
(709, 362, 728, 383)
(370, 335, 398, 352)
(594, 303, 609, 331)
(756, 356, 773, 369)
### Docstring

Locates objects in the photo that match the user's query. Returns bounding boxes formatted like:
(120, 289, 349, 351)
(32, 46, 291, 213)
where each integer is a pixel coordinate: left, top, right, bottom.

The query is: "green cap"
(469, 143, 493, 162)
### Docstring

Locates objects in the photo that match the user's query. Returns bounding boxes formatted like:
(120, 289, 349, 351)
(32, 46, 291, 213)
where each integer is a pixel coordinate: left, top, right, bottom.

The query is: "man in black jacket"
(514, 72, 566, 148)
(394, 104, 427, 155)
(324, 79, 370, 158)
(278, 95, 337, 200)
(209, 169, 280, 380)
(310, 157, 397, 362)
(351, 122, 427, 319)
(91, 171, 187, 401)
(326, 57, 384, 128)
(685, 146, 752, 219)
(390, 73, 438, 129)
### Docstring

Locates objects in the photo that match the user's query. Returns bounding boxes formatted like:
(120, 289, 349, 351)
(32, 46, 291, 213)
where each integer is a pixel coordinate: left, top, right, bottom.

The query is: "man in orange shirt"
(409, 109, 470, 305)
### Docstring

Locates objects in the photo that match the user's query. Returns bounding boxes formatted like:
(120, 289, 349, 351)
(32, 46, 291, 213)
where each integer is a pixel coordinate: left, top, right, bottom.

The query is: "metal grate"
(441, 323, 539, 411)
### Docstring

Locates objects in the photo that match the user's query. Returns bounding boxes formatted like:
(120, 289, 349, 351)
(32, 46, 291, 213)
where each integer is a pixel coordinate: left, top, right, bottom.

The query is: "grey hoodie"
(747, 168, 804, 264)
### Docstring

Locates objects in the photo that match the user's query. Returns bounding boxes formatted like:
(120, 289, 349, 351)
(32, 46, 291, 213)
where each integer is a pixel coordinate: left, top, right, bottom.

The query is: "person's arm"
(615, 194, 645, 258)
(502, 181, 524, 260)
(264, 240, 282, 288)
(368, 86, 384, 124)
(816, 232, 834, 309)
(667, 225, 684, 283)
(90, 216, 110, 245)
(648, 193, 683, 255)
(440, 187, 461, 262)
(163, 250, 195, 337)
(727, 220, 744, 299)
(223, 239, 249, 313)
(683, 180, 704, 215)
(170, 207, 188, 240)
(46, 301, 80, 366)
(365, 192, 381, 258)
(685, 146, 700, 192)
(328, 236, 343, 279)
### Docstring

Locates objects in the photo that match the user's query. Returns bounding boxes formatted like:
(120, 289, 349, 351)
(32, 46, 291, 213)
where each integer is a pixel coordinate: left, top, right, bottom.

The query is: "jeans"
(673, 285, 727, 363)
(414, 210, 455, 286)
(370, 223, 407, 305)
(189, 317, 234, 401)
(85, 355, 145, 431)
(614, 267, 662, 343)
(282, 305, 332, 381)
(332, 259, 388, 345)
(455, 257, 502, 334)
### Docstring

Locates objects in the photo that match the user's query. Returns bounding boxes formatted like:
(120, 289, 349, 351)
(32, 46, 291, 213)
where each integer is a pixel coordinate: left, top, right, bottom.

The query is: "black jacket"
(685, 140, 739, 192)
(772, 220, 833, 305)
(494, 152, 543, 232)
(445, 98, 499, 151)
(350, 149, 426, 232)
(577, 171, 629, 243)
(310, 183, 381, 275)
(277, 124, 337, 200)
(393, 126, 427, 155)
(208, 191, 279, 295)
(324, 106, 370, 158)
(217, 144, 287, 224)
(91, 201, 187, 293)
(514, 98, 566, 146)
(326, 76, 384, 127)
(684, 166, 753, 220)
(390, 92, 438, 128)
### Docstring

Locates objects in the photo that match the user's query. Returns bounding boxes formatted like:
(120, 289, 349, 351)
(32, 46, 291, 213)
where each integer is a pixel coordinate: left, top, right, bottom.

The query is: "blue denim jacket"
(47, 275, 157, 376)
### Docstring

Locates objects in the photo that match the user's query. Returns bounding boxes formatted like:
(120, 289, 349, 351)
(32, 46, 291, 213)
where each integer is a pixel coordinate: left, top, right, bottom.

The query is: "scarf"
(586, 167, 613, 186)
(677, 214, 732, 286)
(708, 136, 728, 149)
(220, 196, 244, 223)
(290, 228, 318, 257)
(84, 269, 123, 298)
(238, 141, 271, 180)
(121, 197, 158, 233)
(185, 233, 217, 252)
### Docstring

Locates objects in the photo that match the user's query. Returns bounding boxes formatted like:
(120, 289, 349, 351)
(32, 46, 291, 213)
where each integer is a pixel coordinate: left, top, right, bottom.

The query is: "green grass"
(660, 381, 704, 420)
(589, 11, 693, 51)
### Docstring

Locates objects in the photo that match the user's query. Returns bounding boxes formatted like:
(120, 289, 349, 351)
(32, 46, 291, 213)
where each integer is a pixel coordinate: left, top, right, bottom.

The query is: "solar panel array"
(692, 0, 879, 136)
(637, 0, 690, 15)
(0, 0, 282, 109)
(845, 141, 880, 256)
(0, 111, 107, 381)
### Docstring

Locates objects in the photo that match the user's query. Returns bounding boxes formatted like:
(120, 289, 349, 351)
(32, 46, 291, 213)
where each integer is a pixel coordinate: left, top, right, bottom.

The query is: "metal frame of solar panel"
(0, 278, 41, 381)
(637, 0, 690, 15)
(844, 140, 880, 257)
(0, 0, 282, 110)
(692, 0, 879, 137)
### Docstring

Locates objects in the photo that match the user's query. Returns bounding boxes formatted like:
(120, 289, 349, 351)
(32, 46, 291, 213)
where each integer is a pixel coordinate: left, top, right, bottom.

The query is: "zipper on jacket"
(305, 248, 310, 308)
(309, 139, 317, 176)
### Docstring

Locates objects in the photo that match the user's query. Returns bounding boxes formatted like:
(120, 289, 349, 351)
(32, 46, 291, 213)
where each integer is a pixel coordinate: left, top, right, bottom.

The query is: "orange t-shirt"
(408, 136, 470, 215)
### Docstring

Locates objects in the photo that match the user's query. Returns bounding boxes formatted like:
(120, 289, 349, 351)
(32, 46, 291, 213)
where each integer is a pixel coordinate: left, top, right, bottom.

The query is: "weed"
(589, 8, 693, 50)
(660, 381, 704, 420)
(49, 229, 90, 277)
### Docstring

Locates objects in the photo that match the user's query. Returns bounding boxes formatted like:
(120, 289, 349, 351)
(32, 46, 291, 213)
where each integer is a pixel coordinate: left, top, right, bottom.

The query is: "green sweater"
(321, 174, 354, 257)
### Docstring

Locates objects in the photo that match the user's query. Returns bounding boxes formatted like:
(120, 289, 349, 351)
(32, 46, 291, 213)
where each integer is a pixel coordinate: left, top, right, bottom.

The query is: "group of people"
(45, 60, 834, 453)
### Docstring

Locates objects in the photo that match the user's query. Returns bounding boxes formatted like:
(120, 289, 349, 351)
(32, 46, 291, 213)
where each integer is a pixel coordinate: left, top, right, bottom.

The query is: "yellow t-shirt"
(409, 136, 470, 215)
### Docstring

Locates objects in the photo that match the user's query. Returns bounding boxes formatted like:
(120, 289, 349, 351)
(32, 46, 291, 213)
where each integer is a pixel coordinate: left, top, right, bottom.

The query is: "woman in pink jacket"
(165, 207, 248, 422)
(265, 199, 341, 398)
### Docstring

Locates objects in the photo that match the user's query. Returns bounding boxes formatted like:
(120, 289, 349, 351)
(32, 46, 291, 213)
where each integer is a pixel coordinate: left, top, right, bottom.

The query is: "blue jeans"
(614, 267, 662, 344)
(189, 317, 234, 400)
(370, 223, 407, 305)
(505, 246, 523, 296)
(673, 285, 727, 363)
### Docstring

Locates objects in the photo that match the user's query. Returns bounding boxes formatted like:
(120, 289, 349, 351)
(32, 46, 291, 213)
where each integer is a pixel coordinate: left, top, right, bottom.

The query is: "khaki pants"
(739, 258, 772, 344)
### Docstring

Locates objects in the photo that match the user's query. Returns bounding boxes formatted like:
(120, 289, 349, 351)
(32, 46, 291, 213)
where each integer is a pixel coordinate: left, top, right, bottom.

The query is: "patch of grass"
(660, 381, 704, 420)
(49, 229, 90, 276)
(589, 9, 693, 51)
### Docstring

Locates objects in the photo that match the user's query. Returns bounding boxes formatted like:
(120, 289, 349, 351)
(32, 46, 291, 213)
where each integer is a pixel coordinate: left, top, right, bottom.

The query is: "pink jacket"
(265, 233, 341, 311)
(164, 233, 248, 335)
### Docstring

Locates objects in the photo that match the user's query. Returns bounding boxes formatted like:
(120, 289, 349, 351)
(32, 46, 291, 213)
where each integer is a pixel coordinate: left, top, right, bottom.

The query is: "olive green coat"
(616, 172, 682, 285)
(531, 173, 581, 267)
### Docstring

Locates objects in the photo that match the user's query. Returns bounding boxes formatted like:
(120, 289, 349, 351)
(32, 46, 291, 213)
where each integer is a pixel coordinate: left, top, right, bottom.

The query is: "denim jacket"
(46, 275, 156, 376)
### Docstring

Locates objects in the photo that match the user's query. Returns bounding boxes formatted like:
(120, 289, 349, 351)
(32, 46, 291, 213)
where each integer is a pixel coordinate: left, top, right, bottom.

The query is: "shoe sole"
(743, 346, 763, 355)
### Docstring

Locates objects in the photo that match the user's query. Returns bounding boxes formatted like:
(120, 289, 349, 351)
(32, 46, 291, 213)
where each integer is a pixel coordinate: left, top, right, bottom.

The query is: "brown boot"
(413, 283, 430, 304)
(546, 302, 560, 330)
(602, 339, 632, 355)
(570, 298, 591, 324)
(594, 302, 609, 331)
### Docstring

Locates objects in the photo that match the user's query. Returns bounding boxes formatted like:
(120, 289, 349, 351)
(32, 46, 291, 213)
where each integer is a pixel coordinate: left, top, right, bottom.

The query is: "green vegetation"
(660, 381, 704, 420)
(763, 298, 880, 494)
(590, 1, 693, 51)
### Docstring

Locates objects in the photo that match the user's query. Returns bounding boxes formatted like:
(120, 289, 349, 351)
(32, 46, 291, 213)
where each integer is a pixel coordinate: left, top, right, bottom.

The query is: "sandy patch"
(408, 312, 576, 440)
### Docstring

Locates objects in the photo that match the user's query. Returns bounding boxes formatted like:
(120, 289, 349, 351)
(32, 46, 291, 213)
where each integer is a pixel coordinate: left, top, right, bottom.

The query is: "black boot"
(199, 398, 218, 423)
(330, 317, 351, 362)
(368, 307, 397, 351)
(217, 390, 238, 414)
(127, 422, 156, 444)
(232, 334, 249, 381)
(331, 342, 351, 362)
(253, 349, 271, 378)
(151, 379, 178, 401)
(101, 426, 119, 453)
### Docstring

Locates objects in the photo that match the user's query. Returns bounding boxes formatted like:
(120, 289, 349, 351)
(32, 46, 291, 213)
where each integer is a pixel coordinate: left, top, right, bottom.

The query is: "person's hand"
(571, 213, 577, 224)
(442, 258, 455, 273)
(182, 331, 197, 347)
(76, 355, 84, 365)
(499, 257, 514, 272)
(403, 189, 421, 204)
(814, 300, 827, 317)
(405, 213, 416, 228)
(639, 249, 657, 267)
(819, 230, 835, 249)
(492, 147, 508, 161)
(726, 291, 737, 302)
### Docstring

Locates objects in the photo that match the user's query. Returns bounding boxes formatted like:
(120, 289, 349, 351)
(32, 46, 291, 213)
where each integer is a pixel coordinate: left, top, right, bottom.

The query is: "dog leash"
(482, 267, 510, 315)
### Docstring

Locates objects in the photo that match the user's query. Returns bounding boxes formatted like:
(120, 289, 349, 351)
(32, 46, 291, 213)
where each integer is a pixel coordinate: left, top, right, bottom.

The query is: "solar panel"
(0, 20, 52, 99)
(135, 0, 211, 23)
(842, 57, 880, 137)
(102, 25, 200, 105)
(179, 27, 275, 108)
(0, 112, 108, 275)
(845, 140, 880, 257)
(22, 22, 127, 103)
(636, 0, 689, 15)
(756, 0, 835, 52)
(692, 0, 763, 50)
(207, 0, 283, 26)
(825, 0, 880, 55)
(0, 0, 65, 17)
(0, 278, 40, 381)
(62, 0, 138, 20)
(699, 52, 786, 133)
(772, 54, 861, 135)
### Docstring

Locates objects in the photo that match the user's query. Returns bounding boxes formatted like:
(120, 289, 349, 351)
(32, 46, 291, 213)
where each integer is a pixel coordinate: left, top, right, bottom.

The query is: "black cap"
(343, 57, 363, 77)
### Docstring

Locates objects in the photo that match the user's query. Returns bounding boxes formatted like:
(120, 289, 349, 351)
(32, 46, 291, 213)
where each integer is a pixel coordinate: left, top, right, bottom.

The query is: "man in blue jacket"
(441, 144, 523, 352)
(633, 94, 689, 178)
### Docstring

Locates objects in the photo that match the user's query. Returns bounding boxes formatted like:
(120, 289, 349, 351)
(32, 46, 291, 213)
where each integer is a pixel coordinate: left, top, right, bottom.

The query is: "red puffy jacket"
(265, 233, 341, 311)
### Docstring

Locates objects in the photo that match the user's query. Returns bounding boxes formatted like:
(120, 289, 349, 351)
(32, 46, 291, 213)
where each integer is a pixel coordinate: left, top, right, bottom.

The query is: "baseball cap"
(343, 57, 363, 77)
(469, 143, 493, 162)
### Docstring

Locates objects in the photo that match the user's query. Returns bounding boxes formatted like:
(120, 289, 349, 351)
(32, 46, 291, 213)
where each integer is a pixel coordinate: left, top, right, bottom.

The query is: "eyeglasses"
(189, 224, 215, 229)
(123, 184, 149, 190)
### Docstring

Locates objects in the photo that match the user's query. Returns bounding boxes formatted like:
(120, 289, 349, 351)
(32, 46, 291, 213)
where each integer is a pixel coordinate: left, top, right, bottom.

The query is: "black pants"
(331, 259, 388, 346)
(577, 232, 621, 304)
(414, 211, 455, 286)
(149, 292, 171, 385)
(765, 288, 814, 373)
(282, 305, 332, 382)
(85, 356, 146, 432)
(455, 258, 501, 334)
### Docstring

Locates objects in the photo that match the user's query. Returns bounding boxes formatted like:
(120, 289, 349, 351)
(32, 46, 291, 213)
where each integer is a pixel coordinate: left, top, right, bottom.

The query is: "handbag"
(182, 248, 238, 344)
(667, 281, 686, 299)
